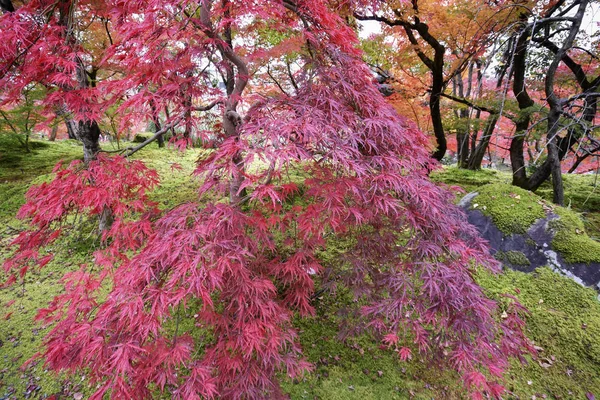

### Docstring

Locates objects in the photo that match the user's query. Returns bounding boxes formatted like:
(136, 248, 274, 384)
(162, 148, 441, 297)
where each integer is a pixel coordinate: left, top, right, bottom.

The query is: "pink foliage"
(1, 0, 534, 399)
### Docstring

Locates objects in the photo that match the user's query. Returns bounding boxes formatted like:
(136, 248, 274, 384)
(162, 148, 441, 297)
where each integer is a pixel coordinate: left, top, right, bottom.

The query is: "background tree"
(504, 0, 598, 204)
(0, 0, 115, 161)
(352, 0, 520, 161)
(0, 84, 47, 151)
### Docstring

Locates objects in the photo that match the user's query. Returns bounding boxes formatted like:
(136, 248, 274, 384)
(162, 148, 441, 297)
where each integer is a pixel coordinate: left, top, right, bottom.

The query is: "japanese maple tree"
(2, 0, 533, 399)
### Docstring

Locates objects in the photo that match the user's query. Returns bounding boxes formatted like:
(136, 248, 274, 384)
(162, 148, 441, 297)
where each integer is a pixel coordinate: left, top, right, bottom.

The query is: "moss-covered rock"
(472, 183, 545, 234)
(550, 207, 600, 264)
(132, 131, 155, 143)
(495, 250, 531, 266)
(468, 183, 600, 265)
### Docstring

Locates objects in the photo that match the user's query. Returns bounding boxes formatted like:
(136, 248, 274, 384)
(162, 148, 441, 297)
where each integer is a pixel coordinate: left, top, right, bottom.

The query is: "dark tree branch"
(266, 65, 290, 96)
(102, 101, 221, 157)
(440, 92, 505, 117)
(0, 0, 14, 13)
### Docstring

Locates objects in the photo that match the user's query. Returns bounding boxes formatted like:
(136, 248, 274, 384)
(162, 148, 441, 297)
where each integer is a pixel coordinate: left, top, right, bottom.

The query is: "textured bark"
(200, 0, 248, 205)
(541, 0, 588, 205)
(510, 22, 535, 188)
(508, 1, 591, 203)
(79, 120, 102, 163)
(354, 10, 448, 161)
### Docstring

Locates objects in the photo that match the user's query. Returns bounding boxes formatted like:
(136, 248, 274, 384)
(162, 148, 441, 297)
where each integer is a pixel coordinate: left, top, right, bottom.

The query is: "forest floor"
(1, 135, 600, 400)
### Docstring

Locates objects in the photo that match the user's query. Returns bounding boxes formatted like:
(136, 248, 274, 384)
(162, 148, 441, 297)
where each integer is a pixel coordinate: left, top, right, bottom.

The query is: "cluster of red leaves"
(3, 155, 159, 286)
(0, 0, 105, 122)
(2, 0, 534, 399)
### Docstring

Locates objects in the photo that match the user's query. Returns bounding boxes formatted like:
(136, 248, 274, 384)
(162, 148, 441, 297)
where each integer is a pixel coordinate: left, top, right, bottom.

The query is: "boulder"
(459, 184, 600, 293)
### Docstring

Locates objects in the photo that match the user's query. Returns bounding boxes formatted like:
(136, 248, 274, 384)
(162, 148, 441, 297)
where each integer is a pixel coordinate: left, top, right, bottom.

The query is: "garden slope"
(0, 140, 599, 399)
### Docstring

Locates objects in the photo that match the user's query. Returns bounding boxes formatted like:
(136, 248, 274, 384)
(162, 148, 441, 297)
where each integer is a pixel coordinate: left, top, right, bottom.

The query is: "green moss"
(582, 212, 600, 241)
(473, 183, 546, 234)
(0, 136, 82, 183)
(526, 238, 537, 248)
(476, 267, 600, 399)
(0, 141, 206, 398)
(0, 225, 98, 398)
(471, 183, 599, 263)
(495, 250, 531, 266)
(132, 146, 206, 209)
(430, 166, 511, 194)
(550, 207, 600, 264)
(281, 290, 455, 400)
(0, 182, 28, 220)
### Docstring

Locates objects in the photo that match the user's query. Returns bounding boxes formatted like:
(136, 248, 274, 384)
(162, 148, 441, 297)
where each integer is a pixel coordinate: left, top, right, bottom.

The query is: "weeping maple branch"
(101, 101, 222, 157)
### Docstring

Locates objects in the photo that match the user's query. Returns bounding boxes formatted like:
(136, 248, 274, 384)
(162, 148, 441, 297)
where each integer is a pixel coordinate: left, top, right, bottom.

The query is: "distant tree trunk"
(57, 0, 107, 232)
(183, 70, 194, 141)
(464, 59, 505, 170)
(354, 11, 448, 162)
(470, 61, 483, 155)
(55, 0, 102, 163)
(468, 114, 499, 170)
(49, 123, 58, 141)
(507, 0, 590, 205)
(542, 0, 588, 205)
(453, 73, 470, 168)
(164, 105, 176, 140)
(150, 100, 165, 148)
(399, 22, 447, 161)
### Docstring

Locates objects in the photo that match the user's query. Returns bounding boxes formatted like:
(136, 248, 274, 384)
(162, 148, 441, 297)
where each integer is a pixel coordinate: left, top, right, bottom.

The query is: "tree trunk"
(453, 73, 470, 168)
(65, 117, 78, 139)
(430, 59, 446, 162)
(468, 114, 498, 170)
(510, 21, 535, 188)
(49, 123, 58, 141)
(223, 109, 245, 204)
(150, 100, 165, 148)
(79, 120, 102, 163)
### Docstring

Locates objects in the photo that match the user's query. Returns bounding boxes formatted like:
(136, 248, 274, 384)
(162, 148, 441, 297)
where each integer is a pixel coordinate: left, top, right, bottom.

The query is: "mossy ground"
(1, 140, 600, 399)
(477, 267, 600, 399)
(430, 166, 511, 194)
(0, 137, 203, 399)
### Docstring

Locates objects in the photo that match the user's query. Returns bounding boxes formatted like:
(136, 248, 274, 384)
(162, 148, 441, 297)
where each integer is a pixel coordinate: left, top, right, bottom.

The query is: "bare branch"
(101, 101, 221, 157)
